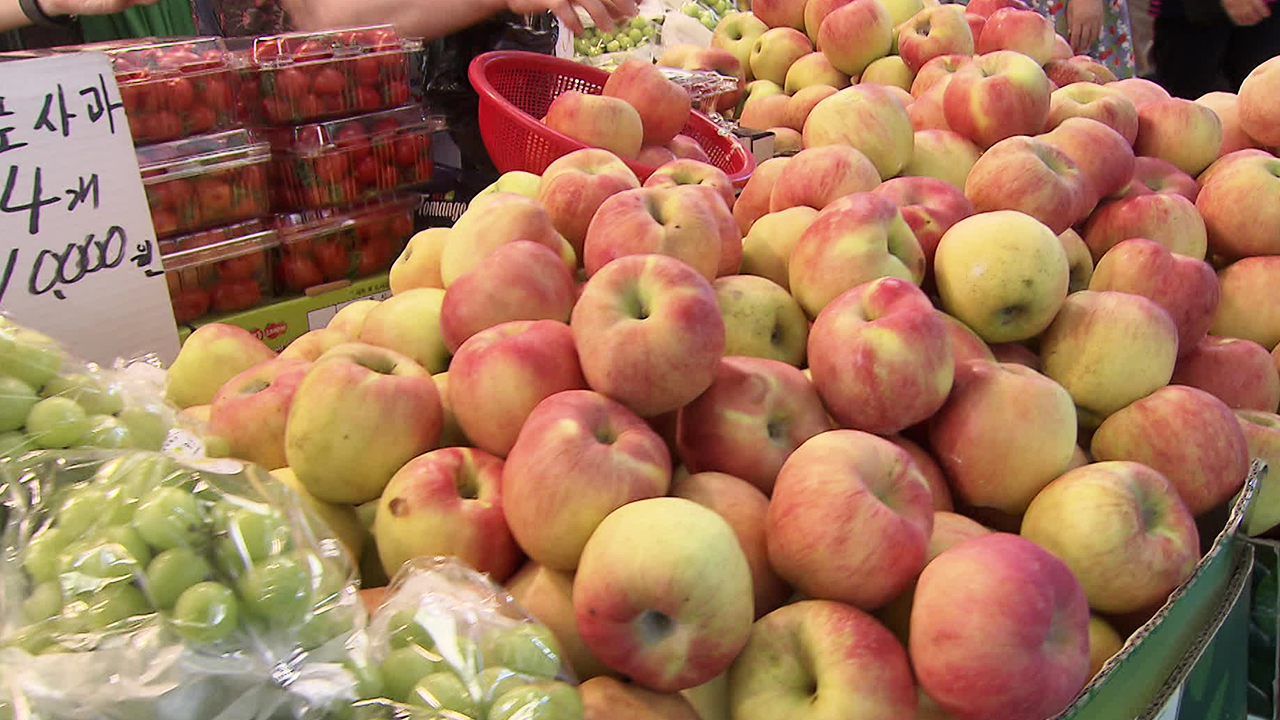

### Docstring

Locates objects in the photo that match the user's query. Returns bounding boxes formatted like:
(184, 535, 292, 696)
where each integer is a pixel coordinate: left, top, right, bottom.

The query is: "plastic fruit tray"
(137, 129, 271, 239)
(272, 194, 417, 293)
(161, 224, 278, 324)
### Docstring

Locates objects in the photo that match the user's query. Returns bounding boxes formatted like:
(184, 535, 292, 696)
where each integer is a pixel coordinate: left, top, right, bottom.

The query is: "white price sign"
(0, 52, 180, 366)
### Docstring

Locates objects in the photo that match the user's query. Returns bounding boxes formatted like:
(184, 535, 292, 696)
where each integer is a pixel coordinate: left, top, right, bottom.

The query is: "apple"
(740, 206, 819, 291)
(207, 357, 310, 470)
(1039, 291, 1179, 429)
(278, 328, 347, 362)
(1088, 238, 1219, 356)
(503, 389, 671, 570)
(584, 186, 723, 282)
(669, 134, 712, 162)
(637, 145, 678, 166)
(545, 91, 645, 159)
(1238, 55, 1280, 149)
(1039, 117, 1136, 210)
(808, 278, 953, 434)
(871, 175, 975, 279)
(741, 93, 791, 133)
(1212, 256, 1280, 352)
(1081, 192, 1208, 262)
(938, 311, 997, 369)
(804, 0, 851, 42)
(943, 50, 1051, 149)
(538, 148, 642, 256)
(734, 156, 791, 234)
(1118, 156, 1199, 202)
(1091, 384, 1250, 515)
(448, 320, 587, 458)
(742, 78, 787, 106)
(677, 355, 834, 493)
(929, 359, 1078, 514)
(1058, 228, 1093, 292)
(574, 497, 754, 690)
(1196, 150, 1280, 258)
(506, 562, 614, 680)
(326, 299, 380, 339)
(1234, 410, 1280, 536)
(1021, 460, 1199, 614)
(1198, 148, 1275, 191)
(908, 79, 953, 132)
(1134, 98, 1224, 178)
(269, 467, 364, 561)
(884, 435, 952, 511)
(975, 8, 1054, 64)
(768, 126, 804, 154)
(803, 84, 915, 180)
(768, 429, 935, 608)
(933, 210, 1070, 344)
(1172, 336, 1280, 413)
(964, 134, 1089, 235)
(861, 55, 916, 91)
(713, 275, 810, 366)
(1044, 55, 1119, 86)
(896, 4, 975, 73)
(475, 170, 543, 200)
(899, 129, 982, 190)
(431, 371, 469, 448)
(1108, 77, 1171, 110)
(374, 446, 520, 581)
(580, 676, 703, 720)
(440, 192, 575, 287)
(817, 0, 895, 77)
(727, 600, 918, 719)
(768, 144, 882, 213)
(966, 0, 1031, 16)
(789, 193, 927, 320)
(1088, 615, 1125, 678)
(672, 471, 795, 616)
(604, 59, 693, 146)
(713, 12, 771, 79)
(389, 227, 449, 294)
(782, 84, 840, 131)
(910, 533, 1091, 720)
(1196, 91, 1259, 157)
(165, 323, 276, 409)
(644, 159, 736, 210)
(751, 0, 808, 30)
(749, 27, 813, 86)
(286, 343, 442, 504)
(783, 51, 852, 94)
(910, 53, 972, 97)
(1046, 82, 1139, 144)
(359, 288, 450, 374)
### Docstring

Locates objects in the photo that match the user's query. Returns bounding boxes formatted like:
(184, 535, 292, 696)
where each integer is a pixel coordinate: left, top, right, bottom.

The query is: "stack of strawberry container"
(233, 26, 438, 298)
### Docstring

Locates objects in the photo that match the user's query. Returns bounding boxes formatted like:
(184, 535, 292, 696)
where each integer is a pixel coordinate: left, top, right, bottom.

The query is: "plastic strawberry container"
(137, 129, 272, 239)
(234, 25, 420, 126)
(267, 105, 441, 210)
(53, 37, 241, 146)
(272, 193, 417, 293)
(161, 224, 278, 325)
(157, 218, 271, 256)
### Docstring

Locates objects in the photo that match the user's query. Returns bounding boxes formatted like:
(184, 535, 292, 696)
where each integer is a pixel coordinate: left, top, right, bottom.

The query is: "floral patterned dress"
(1026, 0, 1138, 78)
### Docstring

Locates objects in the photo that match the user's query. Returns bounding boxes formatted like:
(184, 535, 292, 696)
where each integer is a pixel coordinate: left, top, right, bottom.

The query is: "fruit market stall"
(4, 0, 1280, 718)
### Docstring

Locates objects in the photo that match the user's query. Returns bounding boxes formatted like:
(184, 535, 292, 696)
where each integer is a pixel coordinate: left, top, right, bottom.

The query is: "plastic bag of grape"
(0, 449, 374, 720)
(0, 316, 214, 463)
(352, 556, 581, 720)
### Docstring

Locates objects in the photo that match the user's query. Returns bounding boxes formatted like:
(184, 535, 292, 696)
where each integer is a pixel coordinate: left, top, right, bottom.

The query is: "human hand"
(1066, 0, 1104, 53)
(39, 0, 158, 16)
(1221, 0, 1269, 25)
(506, 0, 638, 34)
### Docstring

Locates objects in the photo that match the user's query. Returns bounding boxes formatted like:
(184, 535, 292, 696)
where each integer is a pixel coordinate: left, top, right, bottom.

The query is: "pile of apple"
(157, 43, 1280, 720)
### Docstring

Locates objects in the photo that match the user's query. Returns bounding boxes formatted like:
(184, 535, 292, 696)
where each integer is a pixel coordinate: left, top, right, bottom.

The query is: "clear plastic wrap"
(0, 317, 209, 460)
(0, 449, 368, 720)
(357, 557, 582, 720)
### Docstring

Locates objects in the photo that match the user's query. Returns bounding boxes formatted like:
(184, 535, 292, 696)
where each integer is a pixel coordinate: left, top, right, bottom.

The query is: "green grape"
(628, 28, 643, 43)
(103, 454, 185, 499)
(145, 546, 214, 609)
(171, 581, 240, 644)
(236, 555, 312, 623)
(213, 537, 251, 577)
(0, 376, 37, 431)
(586, 45, 603, 57)
(0, 430, 31, 457)
(3, 623, 57, 655)
(115, 407, 168, 452)
(379, 646, 447, 702)
(58, 538, 143, 582)
(23, 581, 63, 622)
(0, 327, 65, 390)
(701, 14, 718, 29)
(25, 396, 88, 448)
(407, 672, 477, 717)
(617, 34, 635, 49)
(130, 486, 205, 551)
(481, 624, 564, 679)
(476, 667, 535, 717)
(682, 2, 701, 15)
(629, 15, 648, 29)
(82, 582, 151, 630)
(22, 527, 70, 584)
(387, 608, 434, 650)
(41, 374, 125, 416)
(343, 657, 384, 700)
(83, 414, 135, 449)
(222, 507, 292, 564)
(573, 38, 590, 55)
(58, 486, 112, 537)
(101, 525, 152, 567)
(297, 602, 357, 651)
(605, 40, 621, 52)
(642, 24, 658, 38)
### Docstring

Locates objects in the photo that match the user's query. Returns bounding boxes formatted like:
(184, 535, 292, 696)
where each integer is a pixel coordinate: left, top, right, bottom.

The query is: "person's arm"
(0, 0, 158, 32)
(284, 0, 637, 40)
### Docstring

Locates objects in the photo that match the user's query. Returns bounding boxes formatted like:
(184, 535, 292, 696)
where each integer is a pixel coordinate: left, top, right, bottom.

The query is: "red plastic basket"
(469, 50, 755, 187)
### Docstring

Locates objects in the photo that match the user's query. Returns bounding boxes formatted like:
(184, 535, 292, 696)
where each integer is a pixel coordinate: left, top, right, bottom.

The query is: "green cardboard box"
(1052, 460, 1261, 720)
(178, 274, 392, 351)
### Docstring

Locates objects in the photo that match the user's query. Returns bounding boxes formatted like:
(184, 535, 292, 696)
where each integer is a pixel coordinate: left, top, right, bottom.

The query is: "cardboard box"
(179, 274, 392, 350)
(1053, 460, 1261, 719)
(1249, 535, 1280, 719)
